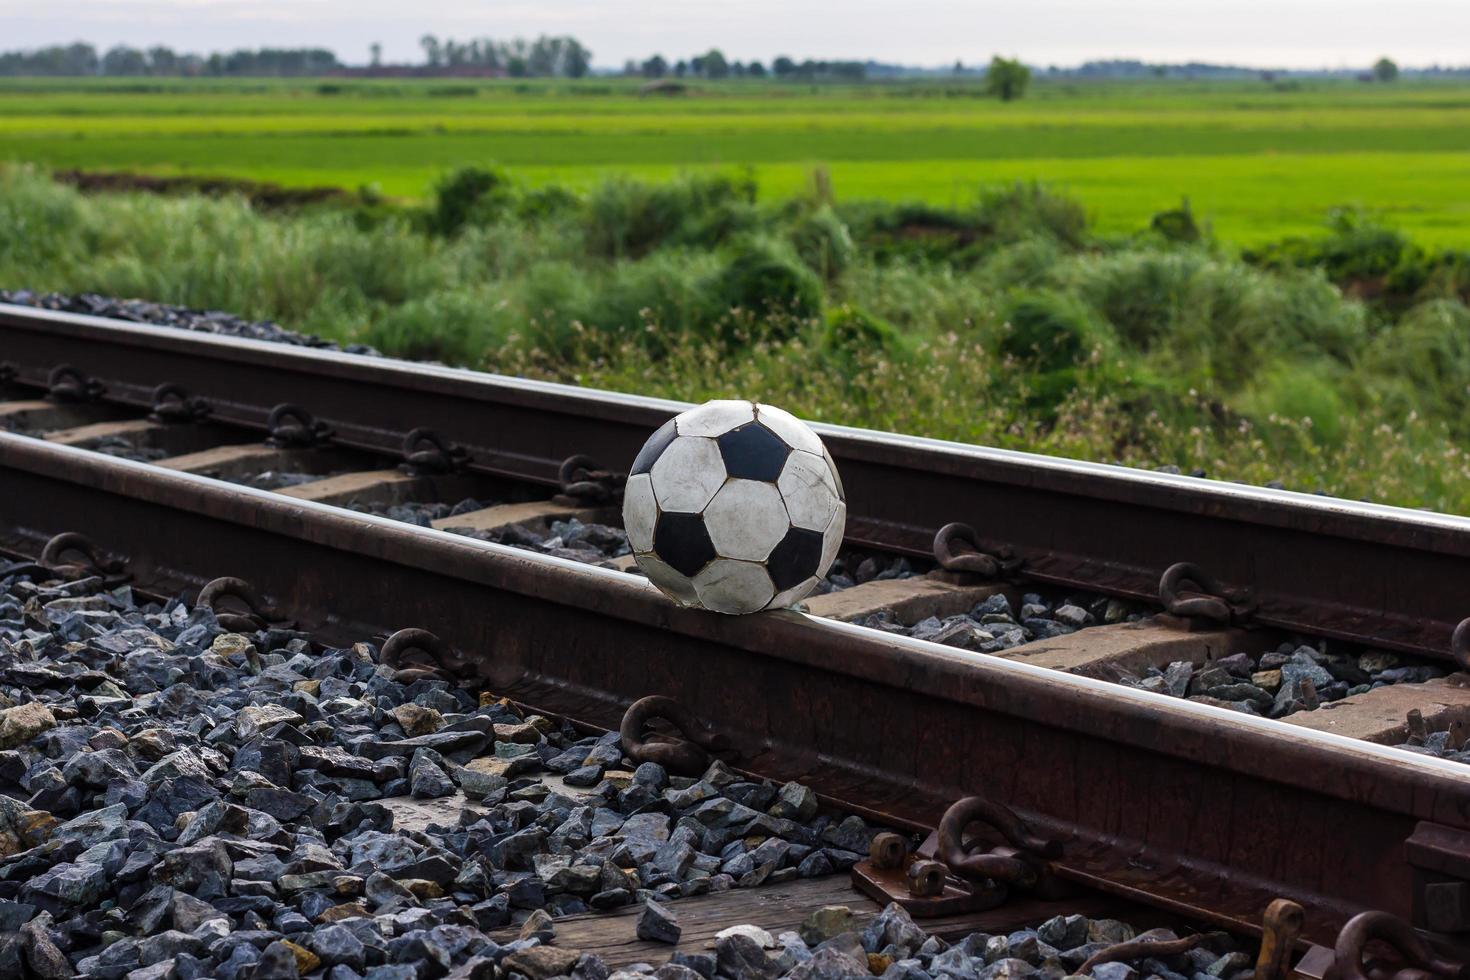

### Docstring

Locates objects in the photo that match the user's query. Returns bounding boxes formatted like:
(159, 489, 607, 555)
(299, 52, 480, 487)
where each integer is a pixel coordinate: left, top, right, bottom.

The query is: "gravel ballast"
(855, 592, 1137, 656)
(1112, 643, 1446, 719)
(0, 565, 890, 979)
(0, 289, 376, 354)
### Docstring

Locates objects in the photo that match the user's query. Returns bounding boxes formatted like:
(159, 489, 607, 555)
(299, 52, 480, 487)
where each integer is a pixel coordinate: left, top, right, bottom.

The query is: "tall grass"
(4, 163, 1470, 513)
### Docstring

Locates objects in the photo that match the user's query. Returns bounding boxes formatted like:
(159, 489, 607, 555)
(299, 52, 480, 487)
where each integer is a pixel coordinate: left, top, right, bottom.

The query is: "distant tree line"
(0, 43, 338, 76)
(629, 50, 867, 81)
(416, 35, 591, 77)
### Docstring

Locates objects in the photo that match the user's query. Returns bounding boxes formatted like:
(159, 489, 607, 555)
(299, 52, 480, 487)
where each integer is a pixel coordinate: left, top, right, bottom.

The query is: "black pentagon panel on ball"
(716, 422, 790, 482)
(654, 512, 718, 577)
(766, 526, 824, 591)
(631, 418, 679, 475)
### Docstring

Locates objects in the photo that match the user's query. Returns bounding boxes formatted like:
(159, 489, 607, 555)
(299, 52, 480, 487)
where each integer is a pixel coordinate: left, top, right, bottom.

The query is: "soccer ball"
(623, 400, 846, 614)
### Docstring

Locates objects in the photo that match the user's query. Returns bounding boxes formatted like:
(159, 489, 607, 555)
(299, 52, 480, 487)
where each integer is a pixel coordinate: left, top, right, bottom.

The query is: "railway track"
(2, 301, 1470, 979)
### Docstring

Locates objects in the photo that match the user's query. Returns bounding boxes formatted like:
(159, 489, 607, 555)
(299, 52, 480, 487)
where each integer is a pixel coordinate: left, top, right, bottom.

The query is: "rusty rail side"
(4, 305, 1469, 660)
(2, 432, 1468, 947)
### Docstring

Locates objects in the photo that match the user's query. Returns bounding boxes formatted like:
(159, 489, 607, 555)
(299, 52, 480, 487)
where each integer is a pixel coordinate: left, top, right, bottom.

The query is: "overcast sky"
(4, 0, 1468, 70)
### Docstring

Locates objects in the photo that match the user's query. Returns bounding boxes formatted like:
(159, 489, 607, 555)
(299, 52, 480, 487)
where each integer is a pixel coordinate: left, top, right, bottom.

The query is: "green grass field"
(4, 76, 1470, 244)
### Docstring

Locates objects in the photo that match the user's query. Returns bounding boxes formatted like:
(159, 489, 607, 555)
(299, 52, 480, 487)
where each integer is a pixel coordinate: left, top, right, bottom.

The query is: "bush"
(515, 185, 581, 223)
(1235, 361, 1349, 446)
(973, 236, 1064, 291)
(707, 243, 823, 337)
(1150, 199, 1202, 243)
(583, 172, 758, 259)
(361, 290, 503, 366)
(822, 304, 899, 351)
(428, 166, 513, 236)
(1054, 248, 1367, 390)
(1363, 298, 1470, 426)
(1240, 208, 1470, 310)
(998, 291, 1110, 373)
(976, 182, 1087, 250)
(788, 206, 854, 280)
(843, 201, 985, 266)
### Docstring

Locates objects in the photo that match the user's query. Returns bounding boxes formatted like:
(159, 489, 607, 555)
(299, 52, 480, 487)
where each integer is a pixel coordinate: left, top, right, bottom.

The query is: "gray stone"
(502, 946, 583, 980)
(770, 782, 819, 822)
(252, 941, 301, 980)
(1204, 953, 1252, 978)
(862, 903, 928, 957)
(716, 934, 779, 980)
(1087, 921, 1135, 945)
(618, 813, 671, 842)
(977, 960, 1034, 980)
(788, 947, 871, 980)
(636, 898, 681, 944)
(26, 861, 109, 907)
(801, 907, 856, 948)
(1036, 916, 1089, 951)
(1162, 663, 1193, 698)
(235, 705, 304, 740)
(0, 702, 56, 750)
(63, 748, 139, 788)
(518, 908, 556, 942)
(19, 918, 71, 979)
(930, 947, 979, 980)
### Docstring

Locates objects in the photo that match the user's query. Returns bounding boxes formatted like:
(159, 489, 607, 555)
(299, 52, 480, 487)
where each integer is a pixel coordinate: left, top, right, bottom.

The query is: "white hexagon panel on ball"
(622, 400, 846, 614)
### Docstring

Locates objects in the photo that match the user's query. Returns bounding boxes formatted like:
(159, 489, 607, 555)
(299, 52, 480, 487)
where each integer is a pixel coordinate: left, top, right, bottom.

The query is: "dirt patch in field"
(52, 169, 352, 209)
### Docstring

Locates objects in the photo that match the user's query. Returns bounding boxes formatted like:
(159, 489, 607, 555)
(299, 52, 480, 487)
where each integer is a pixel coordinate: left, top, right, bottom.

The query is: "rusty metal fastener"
(1078, 934, 1204, 975)
(400, 428, 469, 476)
(869, 832, 908, 870)
(197, 577, 291, 633)
(1452, 618, 1470, 674)
(553, 454, 627, 505)
(1334, 910, 1470, 980)
(47, 364, 105, 403)
(933, 523, 1021, 579)
(39, 531, 129, 580)
(1159, 562, 1256, 625)
(619, 695, 730, 777)
(937, 795, 1065, 891)
(379, 628, 472, 679)
(265, 403, 332, 448)
(149, 383, 212, 424)
(908, 859, 947, 898)
(1252, 899, 1304, 980)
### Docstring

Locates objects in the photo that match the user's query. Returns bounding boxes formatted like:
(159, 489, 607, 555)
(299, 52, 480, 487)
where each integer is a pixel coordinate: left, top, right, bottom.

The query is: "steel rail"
(3, 302, 1470, 661)
(2, 431, 1468, 950)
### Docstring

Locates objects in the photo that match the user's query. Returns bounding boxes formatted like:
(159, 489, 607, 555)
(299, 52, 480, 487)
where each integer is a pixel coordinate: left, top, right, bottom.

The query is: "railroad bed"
(2, 301, 1470, 978)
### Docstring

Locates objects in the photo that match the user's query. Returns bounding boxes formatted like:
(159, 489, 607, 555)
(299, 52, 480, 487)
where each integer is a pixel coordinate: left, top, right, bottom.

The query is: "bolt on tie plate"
(0, 362, 16, 391)
(619, 695, 730, 778)
(1159, 561, 1255, 626)
(38, 531, 130, 584)
(399, 428, 469, 476)
(1333, 910, 1469, 980)
(265, 403, 332, 448)
(47, 364, 106, 403)
(197, 576, 293, 633)
(379, 628, 471, 680)
(552, 454, 627, 506)
(933, 523, 1021, 580)
(149, 383, 212, 424)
